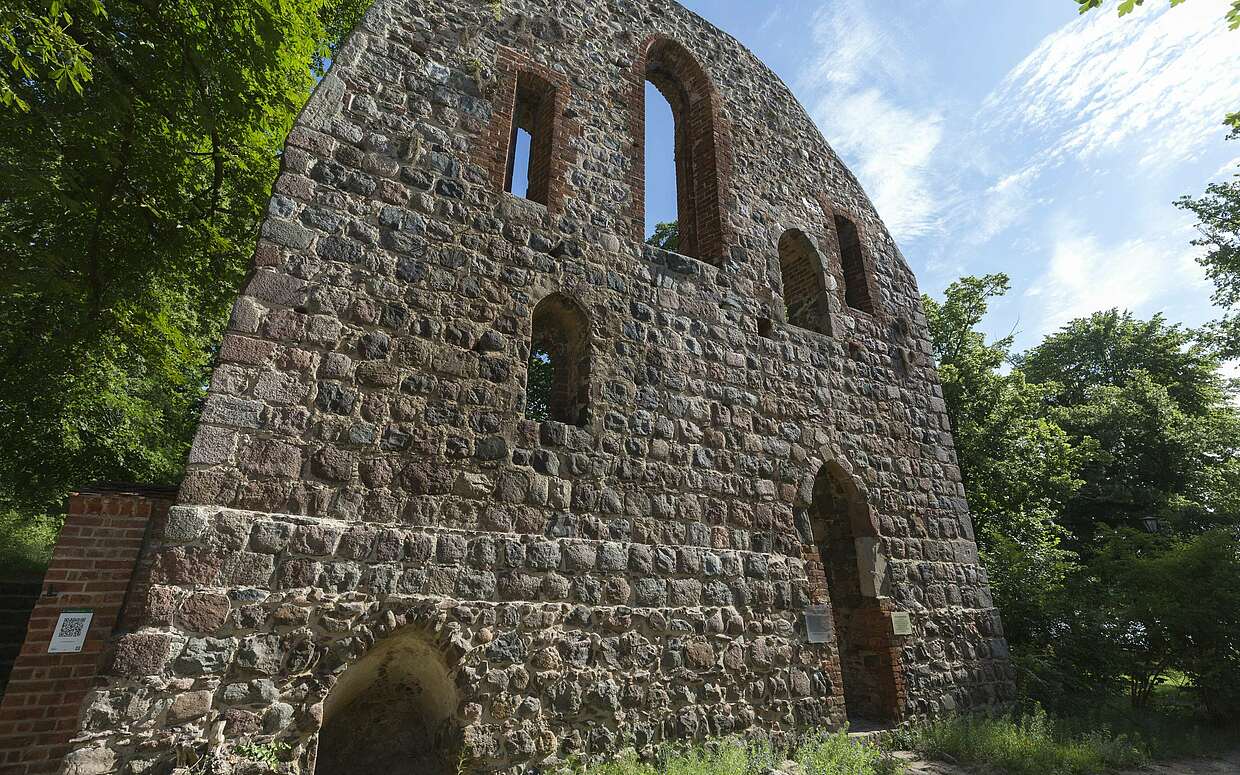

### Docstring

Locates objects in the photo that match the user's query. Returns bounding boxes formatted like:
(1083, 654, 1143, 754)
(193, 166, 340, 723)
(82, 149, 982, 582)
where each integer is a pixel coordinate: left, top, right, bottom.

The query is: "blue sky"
(638, 0, 1240, 354)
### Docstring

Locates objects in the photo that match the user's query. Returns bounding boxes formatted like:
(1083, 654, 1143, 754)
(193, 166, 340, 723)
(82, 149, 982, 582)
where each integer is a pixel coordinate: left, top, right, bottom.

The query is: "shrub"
(890, 707, 1146, 775)
(0, 509, 59, 579)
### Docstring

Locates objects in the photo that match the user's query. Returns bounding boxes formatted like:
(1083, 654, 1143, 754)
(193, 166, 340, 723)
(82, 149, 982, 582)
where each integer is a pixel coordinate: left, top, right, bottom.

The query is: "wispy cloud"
(798, 1, 946, 241)
(984, 0, 1240, 168)
(1025, 225, 1206, 333)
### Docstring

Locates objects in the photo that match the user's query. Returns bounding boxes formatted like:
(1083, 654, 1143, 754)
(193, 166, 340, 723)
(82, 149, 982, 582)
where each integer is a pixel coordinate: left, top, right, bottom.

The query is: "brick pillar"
(0, 485, 175, 775)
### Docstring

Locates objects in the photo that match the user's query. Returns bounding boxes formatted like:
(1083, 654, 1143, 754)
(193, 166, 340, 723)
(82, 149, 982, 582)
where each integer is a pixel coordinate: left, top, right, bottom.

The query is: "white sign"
(805, 605, 834, 644)
(48, 611, 93, 654)
(891, 611, 913, 637)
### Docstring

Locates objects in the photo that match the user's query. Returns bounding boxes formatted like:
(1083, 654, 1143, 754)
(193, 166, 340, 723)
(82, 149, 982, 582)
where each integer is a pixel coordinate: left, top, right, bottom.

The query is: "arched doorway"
(807, 463, 902, 724)
(315, 634, 460, 775)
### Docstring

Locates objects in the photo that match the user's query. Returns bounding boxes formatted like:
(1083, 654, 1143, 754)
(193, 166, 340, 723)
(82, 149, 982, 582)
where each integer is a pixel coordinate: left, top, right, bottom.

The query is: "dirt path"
(892, 748, 1240, 774)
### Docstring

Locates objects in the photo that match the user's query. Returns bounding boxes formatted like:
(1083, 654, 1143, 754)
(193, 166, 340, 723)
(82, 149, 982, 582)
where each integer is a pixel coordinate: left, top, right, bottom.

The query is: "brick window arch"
(630, 37, 732, 265)
(503, 70, 557, 205)
(526, 293, 591, 427)
(778, 228, 831, 335)
(317, 634, 461, 775)
(473, 48, 574, 213)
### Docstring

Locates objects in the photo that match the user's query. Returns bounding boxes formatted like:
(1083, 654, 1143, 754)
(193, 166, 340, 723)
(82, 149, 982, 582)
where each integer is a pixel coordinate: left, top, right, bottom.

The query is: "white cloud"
(984, 0, 1240, 168)
(1024, 226, 1206, 333)
(798, 1, 946, 241)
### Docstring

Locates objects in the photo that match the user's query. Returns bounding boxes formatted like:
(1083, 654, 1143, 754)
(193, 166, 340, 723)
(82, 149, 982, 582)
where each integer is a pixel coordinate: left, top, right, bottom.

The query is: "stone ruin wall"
(56, 0, 1015, 773)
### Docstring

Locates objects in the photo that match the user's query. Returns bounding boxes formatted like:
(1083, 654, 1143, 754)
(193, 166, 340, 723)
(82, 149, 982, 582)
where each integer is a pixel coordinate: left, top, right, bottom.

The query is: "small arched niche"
(315, 634, 460, 775)
(778, 228, 832, 336)
(808, 462, 900, 724)
(525, 293, 592, 427)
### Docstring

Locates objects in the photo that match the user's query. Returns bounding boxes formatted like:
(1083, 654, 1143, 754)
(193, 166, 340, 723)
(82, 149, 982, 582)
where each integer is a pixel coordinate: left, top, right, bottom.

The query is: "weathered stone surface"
(178, 593, 230, 632)
(111, 633, 172, 676)
(166, 690, 213, 725)
(63, 1, 1014, 773)
(62, 746, 116, 775)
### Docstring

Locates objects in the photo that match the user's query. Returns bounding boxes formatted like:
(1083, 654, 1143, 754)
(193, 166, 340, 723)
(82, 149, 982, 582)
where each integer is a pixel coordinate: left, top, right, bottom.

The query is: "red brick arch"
(627, 36, 733, 265)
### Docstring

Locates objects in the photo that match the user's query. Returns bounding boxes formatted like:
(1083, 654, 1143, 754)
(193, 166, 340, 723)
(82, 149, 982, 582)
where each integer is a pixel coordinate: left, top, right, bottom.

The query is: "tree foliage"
(646, 220, 679, 252)
(0, 1, 105, 111)
(0, 0, 368, 518)
(927, 277, 1240, 717)
(1178, 164, 1240, 356)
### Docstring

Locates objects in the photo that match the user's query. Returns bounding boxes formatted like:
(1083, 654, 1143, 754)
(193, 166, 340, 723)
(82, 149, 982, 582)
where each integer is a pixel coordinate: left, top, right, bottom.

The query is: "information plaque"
(805, 605, 834, 643)
(48, 610, 93, 654)
(891, 611, 914, 637)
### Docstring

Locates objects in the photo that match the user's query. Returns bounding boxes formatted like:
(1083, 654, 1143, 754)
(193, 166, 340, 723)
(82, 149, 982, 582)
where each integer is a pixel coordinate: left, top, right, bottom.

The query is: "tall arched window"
(833, 213, 876, 314)
(635, 38, 729, 265)
(778, 229, 831, 335)
(526, 294, 591, 426)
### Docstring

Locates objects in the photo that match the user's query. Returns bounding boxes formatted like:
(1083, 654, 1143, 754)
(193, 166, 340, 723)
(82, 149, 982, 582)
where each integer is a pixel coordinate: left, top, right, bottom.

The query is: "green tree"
(0, 0, 368, 528)
(646, 220, 679, 252)
(1087, 527, 1240, 712)
(923, 275, 1084, 646)
(1018, 311, 1240, 543)
(1178, 160, 1240, 355)
(0, 1, 104, 111)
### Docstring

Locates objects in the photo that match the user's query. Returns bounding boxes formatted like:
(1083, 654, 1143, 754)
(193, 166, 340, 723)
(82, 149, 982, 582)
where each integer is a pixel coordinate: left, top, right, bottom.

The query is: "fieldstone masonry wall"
(48, 0, 1013, 773)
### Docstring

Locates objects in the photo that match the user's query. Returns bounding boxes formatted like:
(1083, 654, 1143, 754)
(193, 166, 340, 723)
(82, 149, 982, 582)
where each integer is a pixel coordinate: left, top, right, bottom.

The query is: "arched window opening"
(526, 294, 591, 426)
(503, 71, 557, 206)
(639, 38, 727, 264)
(778, 229, 831, 335)
(833, 214, 875, 314)
(644, 81, 678, 250)
(808, 463, 900, 724)
(316, 635, 460, 775)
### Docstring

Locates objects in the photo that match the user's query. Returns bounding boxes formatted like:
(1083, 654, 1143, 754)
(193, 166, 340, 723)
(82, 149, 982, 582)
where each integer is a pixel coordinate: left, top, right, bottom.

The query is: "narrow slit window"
(834, 214, 875, 314)
(504, 72, 556, 206)
(644, 81, 679, 252)
(507, 127, 533, 199)
(526, 294, 591, 427)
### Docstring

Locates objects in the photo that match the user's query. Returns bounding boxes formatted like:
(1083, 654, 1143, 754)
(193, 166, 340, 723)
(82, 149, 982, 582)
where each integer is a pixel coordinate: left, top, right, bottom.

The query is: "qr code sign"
(58, 616, 87, 639)
(48, 612, 93, 654)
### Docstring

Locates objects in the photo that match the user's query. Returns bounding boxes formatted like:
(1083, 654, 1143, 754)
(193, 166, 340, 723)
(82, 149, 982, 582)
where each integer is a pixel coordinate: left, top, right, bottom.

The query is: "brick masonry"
(0, 487, 174, 775)
(44, 1, 1013, 773)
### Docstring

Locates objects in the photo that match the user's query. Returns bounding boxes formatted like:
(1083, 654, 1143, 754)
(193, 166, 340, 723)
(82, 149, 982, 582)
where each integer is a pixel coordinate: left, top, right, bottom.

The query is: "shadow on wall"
(315, 633, 460, 775)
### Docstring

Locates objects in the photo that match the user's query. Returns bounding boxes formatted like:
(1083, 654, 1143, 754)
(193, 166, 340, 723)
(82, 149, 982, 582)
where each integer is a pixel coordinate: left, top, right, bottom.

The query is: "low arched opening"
(314, 634, 461, 775)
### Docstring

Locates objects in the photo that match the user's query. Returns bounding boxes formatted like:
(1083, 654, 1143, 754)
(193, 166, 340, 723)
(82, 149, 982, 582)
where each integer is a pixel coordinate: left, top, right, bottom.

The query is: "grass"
(891, 704, 1239, 775)
(557, 732, 902, 775)
(561, 705, 1238, 775)
(890, 707, 1146, 775)
(0, 509, 59, 579)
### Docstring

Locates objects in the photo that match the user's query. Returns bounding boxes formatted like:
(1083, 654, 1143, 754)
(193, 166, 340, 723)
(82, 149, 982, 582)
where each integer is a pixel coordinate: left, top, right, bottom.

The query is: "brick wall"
(0, 486, 175, 775)
(816, 194, 881, 318)
(778, 229, 831, 335)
